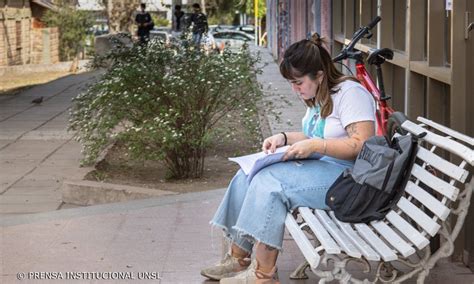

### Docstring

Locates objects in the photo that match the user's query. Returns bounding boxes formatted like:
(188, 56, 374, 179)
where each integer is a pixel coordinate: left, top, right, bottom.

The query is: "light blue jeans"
(210, 156, 353, 252)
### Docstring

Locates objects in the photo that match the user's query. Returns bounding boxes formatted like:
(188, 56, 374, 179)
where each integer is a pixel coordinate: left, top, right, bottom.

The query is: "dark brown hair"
(280, 33, 357, 118)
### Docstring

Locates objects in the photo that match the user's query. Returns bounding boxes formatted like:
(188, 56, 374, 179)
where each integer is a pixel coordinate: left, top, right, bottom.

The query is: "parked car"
(209, 24, 237, 33)
(149, 30, 172, 44)
(235, 25, 255, 36)
(213, 31, 254, 51)
(153, 26, 172, 33)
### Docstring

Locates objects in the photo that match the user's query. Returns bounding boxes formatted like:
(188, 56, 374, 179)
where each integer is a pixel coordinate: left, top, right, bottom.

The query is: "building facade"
(266, 0, 473, 271)
(0, 0, 59, 67)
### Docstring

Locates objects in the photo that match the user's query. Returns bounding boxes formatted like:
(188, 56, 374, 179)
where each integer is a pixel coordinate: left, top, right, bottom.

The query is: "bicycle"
(332, 17, 442, 181)
(332, 16, 408, 140)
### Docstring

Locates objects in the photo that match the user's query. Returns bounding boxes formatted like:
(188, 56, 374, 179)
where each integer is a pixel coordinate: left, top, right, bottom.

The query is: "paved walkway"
(1, 48, 472, 283)
(1, 189, 472, 283)
(255, 47, 306, 135)
(0, 71, 101, 215)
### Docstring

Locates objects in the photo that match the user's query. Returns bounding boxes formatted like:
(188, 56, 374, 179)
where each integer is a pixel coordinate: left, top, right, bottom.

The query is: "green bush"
(208, 13, 235, 25)
(151, 14, 170, 27)
(70, 40, 265, 179)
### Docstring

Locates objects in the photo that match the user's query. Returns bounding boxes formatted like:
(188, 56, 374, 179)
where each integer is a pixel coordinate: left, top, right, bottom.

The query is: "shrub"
(151, 14, 170, 27)
(70, 40, 265, 179)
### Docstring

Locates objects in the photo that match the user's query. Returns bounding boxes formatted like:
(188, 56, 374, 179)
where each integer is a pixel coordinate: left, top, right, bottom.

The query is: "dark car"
(235, 25, 255, 35)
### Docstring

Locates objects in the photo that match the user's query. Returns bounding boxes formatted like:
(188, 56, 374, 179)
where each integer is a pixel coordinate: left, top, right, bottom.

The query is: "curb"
(62, 180, 178, 206)
(0, 60, 90, 76)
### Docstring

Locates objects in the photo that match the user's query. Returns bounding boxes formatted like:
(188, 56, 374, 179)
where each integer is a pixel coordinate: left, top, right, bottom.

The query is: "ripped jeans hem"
(232, 225, 284, 252)
(210, 221, 253, 254)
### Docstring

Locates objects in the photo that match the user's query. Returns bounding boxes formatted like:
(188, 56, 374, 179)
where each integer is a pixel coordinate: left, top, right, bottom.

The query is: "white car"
(149, 30, 172, 44)
(212, 31, 254, 52)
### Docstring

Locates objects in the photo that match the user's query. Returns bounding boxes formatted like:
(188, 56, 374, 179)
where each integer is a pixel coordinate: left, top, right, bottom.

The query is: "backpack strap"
(379, 132, 427, 215)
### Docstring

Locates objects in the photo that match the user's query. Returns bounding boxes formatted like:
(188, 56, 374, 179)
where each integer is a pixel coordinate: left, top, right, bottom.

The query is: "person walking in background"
(189, 3, 208, 46)
(135, 3, 153, 45)
(173, 5, 185, 33)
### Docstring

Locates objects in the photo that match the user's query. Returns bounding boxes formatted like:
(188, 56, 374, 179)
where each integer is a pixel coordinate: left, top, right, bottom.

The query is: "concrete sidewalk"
(1, 189, 472, 283)
(1, 47, 472, 283)
(0, 71, 102, 215)
(1, 189, 319, 283)
(255, 46, 306, 135)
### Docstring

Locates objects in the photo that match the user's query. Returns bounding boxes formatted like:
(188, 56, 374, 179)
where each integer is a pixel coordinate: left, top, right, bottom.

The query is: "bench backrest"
(285, 117, 473, 266)
(386, 117, 473, 251)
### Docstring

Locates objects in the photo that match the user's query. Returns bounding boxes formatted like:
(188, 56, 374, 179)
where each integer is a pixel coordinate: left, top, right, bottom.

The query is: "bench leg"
(416, 270, 429, 284)
(289, 260, 310, 279)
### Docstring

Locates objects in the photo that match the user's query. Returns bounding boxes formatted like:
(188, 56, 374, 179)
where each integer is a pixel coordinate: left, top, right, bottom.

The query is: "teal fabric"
(302, 105, 326, 138)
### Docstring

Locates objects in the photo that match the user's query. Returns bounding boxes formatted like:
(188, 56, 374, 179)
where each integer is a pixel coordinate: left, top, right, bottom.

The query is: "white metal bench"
(285, 117, 474, 283)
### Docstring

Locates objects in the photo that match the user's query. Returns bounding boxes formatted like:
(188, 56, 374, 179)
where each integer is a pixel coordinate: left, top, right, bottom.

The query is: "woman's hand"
(282, 139, 316, 161)
(262, 133, 286, 154)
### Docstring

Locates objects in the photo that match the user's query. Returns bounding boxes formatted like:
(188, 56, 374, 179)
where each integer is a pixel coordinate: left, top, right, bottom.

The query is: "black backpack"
(326, 133, 425, 223)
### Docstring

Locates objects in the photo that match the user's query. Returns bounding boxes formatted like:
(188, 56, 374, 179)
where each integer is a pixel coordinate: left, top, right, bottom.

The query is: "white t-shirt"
(302, 80, 376, 139)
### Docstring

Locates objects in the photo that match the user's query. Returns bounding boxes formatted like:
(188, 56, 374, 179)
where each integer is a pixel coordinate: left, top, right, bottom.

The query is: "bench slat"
(402, 120, 474, 166)
(385, 211, 430, 250)
(397, 197, 441, 236)
(370, 220, 416, 258)
(285, 214, 321, 269)
(417, 117, 474, 146)
(299, 208, 341, 254)
(417, 147, 469, 183)
(405, 181, 450, 220)
(411, 164, 459, 201)
(329, 212, 380, 261)
(314, 210, 361, 258)
(354, 223, 398, 261)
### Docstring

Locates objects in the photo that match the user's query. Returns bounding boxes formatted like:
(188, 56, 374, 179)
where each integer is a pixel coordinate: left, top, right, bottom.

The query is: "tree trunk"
(104, 0, 140, 34)
(201, 0, 206, 14)
(69, 55, 79, 73)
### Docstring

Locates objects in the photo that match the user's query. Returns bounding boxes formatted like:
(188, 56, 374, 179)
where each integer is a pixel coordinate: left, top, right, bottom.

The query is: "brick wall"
(30, 27, 59, 64)
(0, 3, 59, 67)
(22, 17, 31, 64)
(30, 28, 43, 64)
(0, 21, 5, 66)
(50, 27, 59, 63)
(0, 19, 29, 66)
(0, 4, 32, 67)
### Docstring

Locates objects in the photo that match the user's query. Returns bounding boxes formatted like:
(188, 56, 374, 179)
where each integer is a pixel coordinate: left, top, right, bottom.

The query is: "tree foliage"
(42, 3, 94, 61)
(244, 0, 266, 19)
(151, 14, 170, 27)
(204, 0, 266, 25)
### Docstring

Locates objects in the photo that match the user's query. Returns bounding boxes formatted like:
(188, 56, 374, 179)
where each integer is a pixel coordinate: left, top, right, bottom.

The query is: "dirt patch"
(85, 111, 263, 193)
(0, 71, 72, 96)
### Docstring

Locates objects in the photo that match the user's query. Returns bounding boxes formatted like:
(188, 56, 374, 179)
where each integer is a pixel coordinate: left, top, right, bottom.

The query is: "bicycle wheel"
(386, 111, 408, 140)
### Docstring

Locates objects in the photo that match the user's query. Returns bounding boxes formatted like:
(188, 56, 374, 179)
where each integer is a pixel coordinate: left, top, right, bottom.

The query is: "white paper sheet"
(228, 146, 322, 183)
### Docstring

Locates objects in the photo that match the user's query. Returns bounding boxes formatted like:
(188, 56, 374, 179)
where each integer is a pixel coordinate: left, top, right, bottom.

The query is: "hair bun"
(310, 33, 324, 46)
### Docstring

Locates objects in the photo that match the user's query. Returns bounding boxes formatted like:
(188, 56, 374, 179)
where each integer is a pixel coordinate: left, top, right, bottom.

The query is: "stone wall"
(0, 5, 32, 66)
(30, 27, 59, 64)
(0, 1, 59, 67)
